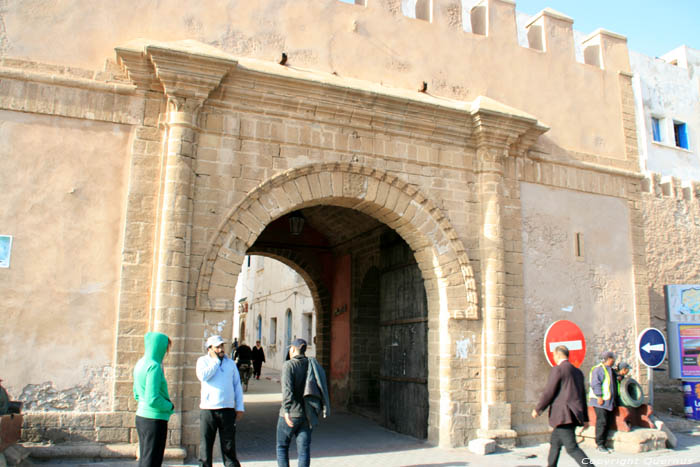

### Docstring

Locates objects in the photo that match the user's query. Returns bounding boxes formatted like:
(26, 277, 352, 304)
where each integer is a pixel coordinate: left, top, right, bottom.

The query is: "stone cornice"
(116, 40, 236, 105)
(216, 68, 475, 146)
(470, 96, 549, 157)
(0, 66, 136, 95)
(215, 66, 549, 151)
(115, 40, 548, 151)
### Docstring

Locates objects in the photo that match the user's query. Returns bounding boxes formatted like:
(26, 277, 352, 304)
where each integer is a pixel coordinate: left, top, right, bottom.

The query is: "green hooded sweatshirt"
(133, 332, 174, 421)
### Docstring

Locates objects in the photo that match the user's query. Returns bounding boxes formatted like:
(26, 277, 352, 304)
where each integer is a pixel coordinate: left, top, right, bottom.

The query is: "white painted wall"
(233, 256, 316, 371)
(631, 46, 700, 181)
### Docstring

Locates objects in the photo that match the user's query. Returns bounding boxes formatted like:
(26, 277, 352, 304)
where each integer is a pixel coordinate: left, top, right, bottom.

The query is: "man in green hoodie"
(133, 332, 174, 466)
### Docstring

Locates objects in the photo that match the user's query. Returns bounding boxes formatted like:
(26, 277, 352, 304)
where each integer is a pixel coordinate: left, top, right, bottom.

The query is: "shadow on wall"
(647, 286, 684, 415)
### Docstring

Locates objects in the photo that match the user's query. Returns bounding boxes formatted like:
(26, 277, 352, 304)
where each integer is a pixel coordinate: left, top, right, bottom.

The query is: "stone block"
(652, 418, 677, 449)
(468, 437, 496, 455)
(97, 427, 130, 443)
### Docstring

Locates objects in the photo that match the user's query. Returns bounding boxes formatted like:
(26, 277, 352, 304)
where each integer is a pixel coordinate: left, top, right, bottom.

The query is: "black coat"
(535, 360, 589, 428)
(252, 346, 266, 363)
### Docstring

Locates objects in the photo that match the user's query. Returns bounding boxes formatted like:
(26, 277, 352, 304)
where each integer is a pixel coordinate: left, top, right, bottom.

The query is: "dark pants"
(135, 415, 168, 467)
(276, 416, 312, 467)
(253, 360, 263, 378)
(594, 406, 613, 447)
(547, 424, 593, 467)
(199, 409, 240, 467)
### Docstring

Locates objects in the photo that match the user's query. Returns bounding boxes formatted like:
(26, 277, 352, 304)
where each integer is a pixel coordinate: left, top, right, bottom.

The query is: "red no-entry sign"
(544, 320, 587, 368)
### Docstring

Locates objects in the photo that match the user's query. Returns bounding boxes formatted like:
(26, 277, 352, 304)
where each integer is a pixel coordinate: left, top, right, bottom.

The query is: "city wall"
(0, 0, 652, 455)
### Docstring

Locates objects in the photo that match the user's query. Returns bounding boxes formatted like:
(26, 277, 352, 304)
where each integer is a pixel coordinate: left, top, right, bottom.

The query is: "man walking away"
(532, 345, 593, 467)
(196, 335, 245, 467)
(252, 340, 266, 380)
(277, 338, 329, 467)
(234, 340, 253, 370)
(133, 332, 174, 467)
(589, 351, 616, 453)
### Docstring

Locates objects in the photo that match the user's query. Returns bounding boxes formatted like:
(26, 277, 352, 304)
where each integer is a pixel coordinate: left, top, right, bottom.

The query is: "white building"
(631, 45, 700, 181)
(233, 255, 316, 370)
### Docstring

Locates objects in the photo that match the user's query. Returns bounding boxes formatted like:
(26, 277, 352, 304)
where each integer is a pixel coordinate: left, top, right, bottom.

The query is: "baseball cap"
(206, 335, 225, 348)
(291, 338, 307, 351)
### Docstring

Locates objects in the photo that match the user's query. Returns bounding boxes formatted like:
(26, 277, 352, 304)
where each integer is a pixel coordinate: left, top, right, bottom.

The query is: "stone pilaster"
(470, 97, 547, 445)
(116, 41, 235, 446)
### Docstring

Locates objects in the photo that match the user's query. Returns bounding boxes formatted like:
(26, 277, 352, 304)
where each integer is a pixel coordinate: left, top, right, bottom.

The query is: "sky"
(488, 0, 699, 58)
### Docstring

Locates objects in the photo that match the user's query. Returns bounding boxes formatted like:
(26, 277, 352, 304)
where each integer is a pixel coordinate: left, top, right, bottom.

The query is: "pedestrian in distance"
(589, 351, 616, 453)
(252, 340, 266, 380)
(277, 338, 330, 467)
(133, 332, 174, 467)
(532, 345, 593, 467)
(234, 340, 253, 370)
(196, 335, 245, 467)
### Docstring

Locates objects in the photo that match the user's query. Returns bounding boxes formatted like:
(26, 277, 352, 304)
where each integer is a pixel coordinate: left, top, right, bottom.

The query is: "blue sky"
(496, 0, 699, 58)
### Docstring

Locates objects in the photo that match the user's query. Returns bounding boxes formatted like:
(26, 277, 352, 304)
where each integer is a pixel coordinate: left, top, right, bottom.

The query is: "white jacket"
(196, 354, 245, 411)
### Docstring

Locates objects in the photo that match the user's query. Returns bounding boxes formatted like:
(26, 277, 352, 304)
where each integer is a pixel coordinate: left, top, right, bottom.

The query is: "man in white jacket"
(196, 335, 245, 467)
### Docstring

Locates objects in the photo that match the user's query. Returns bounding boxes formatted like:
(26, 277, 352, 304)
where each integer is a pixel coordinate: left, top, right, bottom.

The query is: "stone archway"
(194, 162, 479, 444)
(196, 163, 478, 319)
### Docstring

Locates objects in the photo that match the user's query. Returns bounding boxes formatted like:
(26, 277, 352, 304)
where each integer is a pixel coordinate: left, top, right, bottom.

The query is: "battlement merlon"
(582, 28, 631, 73)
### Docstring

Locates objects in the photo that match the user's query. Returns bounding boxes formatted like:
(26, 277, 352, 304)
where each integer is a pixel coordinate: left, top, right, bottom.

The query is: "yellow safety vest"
(588, 363, 611, 401)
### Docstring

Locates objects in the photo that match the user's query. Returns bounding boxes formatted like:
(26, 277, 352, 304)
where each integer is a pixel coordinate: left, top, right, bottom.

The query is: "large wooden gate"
(379, 232, 428, 439)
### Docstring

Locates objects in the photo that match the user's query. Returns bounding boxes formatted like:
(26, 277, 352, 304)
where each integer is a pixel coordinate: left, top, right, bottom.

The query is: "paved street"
(35, 368, 700, 466)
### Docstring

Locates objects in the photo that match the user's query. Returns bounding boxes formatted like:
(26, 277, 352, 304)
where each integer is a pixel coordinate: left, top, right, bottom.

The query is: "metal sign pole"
(648, 366, 654, 406)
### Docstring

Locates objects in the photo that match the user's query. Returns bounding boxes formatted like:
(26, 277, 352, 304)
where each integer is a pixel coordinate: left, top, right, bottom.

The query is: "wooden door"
(379, 233, 428, 439)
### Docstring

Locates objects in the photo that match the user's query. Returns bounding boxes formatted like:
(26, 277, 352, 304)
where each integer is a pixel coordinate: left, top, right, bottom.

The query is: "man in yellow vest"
(588, 351, 616, 453)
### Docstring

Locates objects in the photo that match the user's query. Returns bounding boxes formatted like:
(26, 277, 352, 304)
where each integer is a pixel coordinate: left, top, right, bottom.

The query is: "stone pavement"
(32, 368, 700, 466)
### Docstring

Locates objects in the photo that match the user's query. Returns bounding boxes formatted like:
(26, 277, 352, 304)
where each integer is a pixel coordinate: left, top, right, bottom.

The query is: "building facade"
(234, 255, 316, 370)
(631, 45, 700, 412)
(0, 0, 672, 458)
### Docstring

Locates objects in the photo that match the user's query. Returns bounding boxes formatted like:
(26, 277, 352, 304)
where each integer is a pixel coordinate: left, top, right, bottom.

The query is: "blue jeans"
(276, 416, 311, 467)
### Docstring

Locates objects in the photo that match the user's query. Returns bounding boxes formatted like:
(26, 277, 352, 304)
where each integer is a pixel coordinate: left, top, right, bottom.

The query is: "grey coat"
(303, 357, 330, 428)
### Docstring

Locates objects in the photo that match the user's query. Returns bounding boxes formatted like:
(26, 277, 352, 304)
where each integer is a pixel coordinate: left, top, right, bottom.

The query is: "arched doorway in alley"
(196, 163, 478, 444)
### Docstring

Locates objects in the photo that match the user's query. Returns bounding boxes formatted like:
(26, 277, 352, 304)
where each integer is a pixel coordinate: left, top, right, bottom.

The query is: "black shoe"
(596, 446, 610, 453)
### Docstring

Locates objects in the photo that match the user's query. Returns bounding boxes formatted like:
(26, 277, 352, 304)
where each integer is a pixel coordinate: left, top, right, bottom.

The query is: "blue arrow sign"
(637, 327, 667, 368)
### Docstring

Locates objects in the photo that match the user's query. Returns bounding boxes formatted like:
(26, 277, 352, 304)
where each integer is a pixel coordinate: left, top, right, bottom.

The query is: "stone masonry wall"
(642, 174, 700, 414)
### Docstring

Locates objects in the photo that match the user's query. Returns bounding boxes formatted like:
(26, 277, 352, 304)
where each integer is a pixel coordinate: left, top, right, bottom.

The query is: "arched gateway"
(112, 39, 548, 454)
(195, 163, 479, 440)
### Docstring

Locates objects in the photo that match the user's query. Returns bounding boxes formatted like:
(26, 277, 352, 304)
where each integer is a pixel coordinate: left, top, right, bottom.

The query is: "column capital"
(116, 39, 237, 105)
(470, 96, 549, 161)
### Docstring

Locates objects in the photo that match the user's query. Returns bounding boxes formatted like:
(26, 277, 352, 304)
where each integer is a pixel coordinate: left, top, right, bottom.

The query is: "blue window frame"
(257, 315, 262, 341)
(674, 121, 688, 149)
(651, 117, 662, 142)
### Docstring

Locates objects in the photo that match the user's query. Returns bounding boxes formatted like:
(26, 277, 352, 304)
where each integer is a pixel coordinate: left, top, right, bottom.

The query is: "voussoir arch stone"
(195, 163, 478, 319)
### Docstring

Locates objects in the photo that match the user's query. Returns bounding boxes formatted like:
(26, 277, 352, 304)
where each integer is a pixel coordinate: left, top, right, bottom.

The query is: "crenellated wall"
(641, 173, 700, 414)
(1, 0, 633, 162)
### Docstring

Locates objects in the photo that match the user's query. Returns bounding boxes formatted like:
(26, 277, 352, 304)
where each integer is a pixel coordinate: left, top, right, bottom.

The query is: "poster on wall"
(0, 235, 12, 268)
(666, 284, 700, 320)
(680, 324, 700, 378)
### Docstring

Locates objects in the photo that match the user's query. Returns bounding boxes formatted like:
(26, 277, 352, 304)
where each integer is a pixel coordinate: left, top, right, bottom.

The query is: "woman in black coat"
(251, 340, 266, 380)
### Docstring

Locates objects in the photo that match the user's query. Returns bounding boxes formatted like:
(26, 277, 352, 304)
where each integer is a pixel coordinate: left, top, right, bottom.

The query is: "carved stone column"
(471, 97, 547, 445)
(117, 41, 235, 446)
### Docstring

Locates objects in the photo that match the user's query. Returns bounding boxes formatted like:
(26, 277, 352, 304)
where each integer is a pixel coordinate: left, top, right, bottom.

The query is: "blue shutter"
(652, 118, 661, 142)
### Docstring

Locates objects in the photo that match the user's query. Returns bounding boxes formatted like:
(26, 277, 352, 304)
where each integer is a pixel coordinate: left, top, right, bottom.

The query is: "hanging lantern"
(289, 211, 305, 236)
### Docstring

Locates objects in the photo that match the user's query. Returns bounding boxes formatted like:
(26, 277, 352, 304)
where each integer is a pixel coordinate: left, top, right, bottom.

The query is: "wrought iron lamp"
(289, 211, 305, 235)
